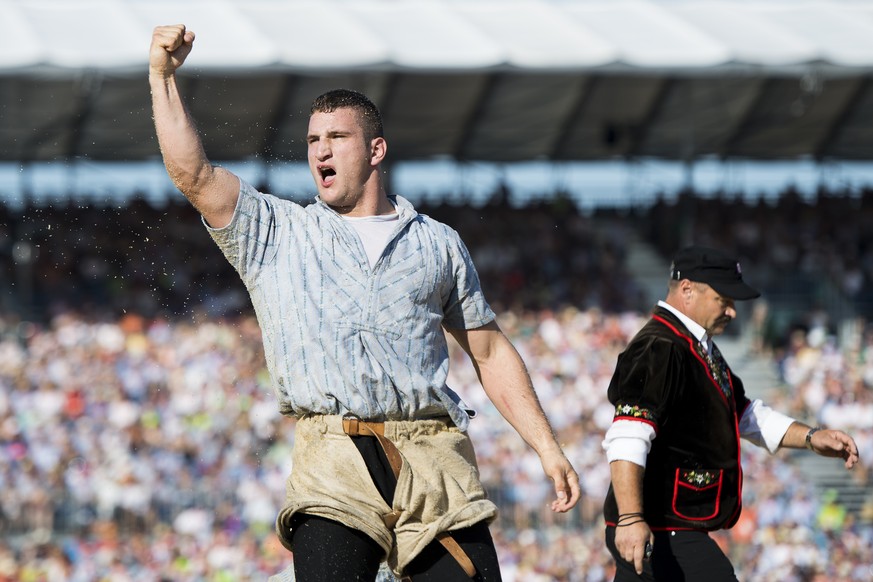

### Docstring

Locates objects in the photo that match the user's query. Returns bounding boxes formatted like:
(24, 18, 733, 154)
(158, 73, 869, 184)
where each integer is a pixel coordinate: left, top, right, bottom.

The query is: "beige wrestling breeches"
(275, 415, 498, 575)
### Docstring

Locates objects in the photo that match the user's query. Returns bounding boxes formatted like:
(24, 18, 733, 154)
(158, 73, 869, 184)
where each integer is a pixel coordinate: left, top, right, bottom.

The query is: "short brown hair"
(310, 89, 384, 143)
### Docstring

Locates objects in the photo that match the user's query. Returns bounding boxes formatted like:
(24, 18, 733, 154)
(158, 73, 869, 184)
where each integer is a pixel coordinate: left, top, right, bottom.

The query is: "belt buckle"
(342, 413, 361, 435)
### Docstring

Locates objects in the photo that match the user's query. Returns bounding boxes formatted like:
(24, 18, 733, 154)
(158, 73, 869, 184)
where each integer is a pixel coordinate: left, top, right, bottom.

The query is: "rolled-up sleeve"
(739, 399, 796, 453)
(602, 420, 656, 467)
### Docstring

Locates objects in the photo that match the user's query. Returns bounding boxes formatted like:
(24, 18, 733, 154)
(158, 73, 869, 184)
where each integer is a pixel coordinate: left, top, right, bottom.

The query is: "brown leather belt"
(342, 415, 477, 578)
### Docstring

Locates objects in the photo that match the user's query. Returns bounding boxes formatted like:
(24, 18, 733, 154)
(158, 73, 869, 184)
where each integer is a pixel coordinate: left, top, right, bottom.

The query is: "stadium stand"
(0, 187, 871, 581)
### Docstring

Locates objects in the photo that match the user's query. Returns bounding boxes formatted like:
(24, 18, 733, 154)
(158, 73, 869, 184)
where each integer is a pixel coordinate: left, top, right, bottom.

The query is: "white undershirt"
(343, 212, 400, 268)
(602, 300, 796, 467)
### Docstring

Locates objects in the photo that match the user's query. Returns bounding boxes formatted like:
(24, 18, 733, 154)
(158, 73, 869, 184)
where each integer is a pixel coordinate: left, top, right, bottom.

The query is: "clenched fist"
(150, 24, 195, 78)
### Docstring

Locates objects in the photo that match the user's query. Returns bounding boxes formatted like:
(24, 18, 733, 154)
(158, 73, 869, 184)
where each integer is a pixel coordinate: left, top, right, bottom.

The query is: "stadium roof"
(2, 0, 873, 163)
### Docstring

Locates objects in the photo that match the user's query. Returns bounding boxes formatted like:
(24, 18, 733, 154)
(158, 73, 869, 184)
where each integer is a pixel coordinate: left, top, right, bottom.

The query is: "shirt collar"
(657, 300, 708, 348)
(316, 194, 417, 224)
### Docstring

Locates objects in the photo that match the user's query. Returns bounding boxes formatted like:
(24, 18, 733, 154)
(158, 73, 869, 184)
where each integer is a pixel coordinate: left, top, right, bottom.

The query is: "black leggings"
(290, 435, 502, 581)
(291, 513, 502, 581)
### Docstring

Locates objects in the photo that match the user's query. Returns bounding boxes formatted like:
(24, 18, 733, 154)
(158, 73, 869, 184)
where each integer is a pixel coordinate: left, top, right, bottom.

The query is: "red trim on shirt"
(612, 416, 658, 431)
(652, 315, 729, 408)
(653, 313, 745, 526)
(671, 468, 723, 521)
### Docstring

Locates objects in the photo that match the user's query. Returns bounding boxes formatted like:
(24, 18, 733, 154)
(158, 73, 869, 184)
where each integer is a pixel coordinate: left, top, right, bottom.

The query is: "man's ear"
(369, 137, 387, 166)
(680, 279, 695, 301)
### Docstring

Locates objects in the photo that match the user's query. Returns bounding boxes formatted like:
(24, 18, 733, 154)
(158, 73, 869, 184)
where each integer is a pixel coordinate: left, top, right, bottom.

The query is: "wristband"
(805, 426, 822, 450)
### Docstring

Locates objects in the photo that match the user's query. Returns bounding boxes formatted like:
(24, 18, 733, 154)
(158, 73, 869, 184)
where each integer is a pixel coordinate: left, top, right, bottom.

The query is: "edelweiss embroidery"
(681, 469, 718, 487)
(614, 403, 655, 422)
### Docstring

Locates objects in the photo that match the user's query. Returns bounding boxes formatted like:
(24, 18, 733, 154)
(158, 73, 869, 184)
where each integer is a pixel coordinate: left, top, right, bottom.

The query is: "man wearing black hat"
(601, 245, 860, 581)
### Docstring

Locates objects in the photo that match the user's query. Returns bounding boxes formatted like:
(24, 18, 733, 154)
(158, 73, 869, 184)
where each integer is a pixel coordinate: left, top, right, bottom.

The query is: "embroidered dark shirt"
(603, 306, 752, 531)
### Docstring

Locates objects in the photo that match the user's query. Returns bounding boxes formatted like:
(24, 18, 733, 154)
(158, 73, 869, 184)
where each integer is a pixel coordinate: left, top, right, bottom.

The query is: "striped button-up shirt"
(207, 180, 495, 431)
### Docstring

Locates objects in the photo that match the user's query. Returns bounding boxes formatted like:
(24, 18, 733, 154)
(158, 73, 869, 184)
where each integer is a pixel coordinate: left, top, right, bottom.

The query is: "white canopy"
(4, 0, 873, 71)
(2, 0, 873, 161)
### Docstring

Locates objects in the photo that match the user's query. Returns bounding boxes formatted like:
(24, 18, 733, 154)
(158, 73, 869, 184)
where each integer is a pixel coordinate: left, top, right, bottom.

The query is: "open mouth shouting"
(317, 165, 336, 188)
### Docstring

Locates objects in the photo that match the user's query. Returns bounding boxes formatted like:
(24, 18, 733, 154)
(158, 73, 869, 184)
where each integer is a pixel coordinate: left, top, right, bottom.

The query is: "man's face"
(307, 108, 376, 213)
(685, 282, 737, 337)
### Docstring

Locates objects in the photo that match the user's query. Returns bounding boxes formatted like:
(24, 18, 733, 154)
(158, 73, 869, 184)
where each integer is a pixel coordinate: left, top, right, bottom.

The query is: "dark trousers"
(290, 435, 502, 581)
(606, 526, 738, 582)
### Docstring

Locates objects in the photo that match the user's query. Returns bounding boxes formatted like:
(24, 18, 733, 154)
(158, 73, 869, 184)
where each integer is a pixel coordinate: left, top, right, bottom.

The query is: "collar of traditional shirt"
(657, 300, 710, 354)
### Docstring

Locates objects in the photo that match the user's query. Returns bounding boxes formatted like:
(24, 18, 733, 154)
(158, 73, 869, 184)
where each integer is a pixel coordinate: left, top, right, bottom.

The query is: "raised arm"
(149, 24, 239, 228)
(447, 321, 580, 513)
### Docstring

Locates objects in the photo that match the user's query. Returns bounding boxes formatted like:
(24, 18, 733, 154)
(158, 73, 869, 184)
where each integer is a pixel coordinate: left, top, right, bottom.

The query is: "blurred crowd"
(3, 183, 872, 328)
(0, 306, 870, 581)
(638, 185, 873, 323)
(0, 190, 643, 324)
(0, 186, 871, 580)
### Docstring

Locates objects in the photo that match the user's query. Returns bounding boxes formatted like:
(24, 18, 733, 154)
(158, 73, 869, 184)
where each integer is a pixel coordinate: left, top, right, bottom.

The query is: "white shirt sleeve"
(739, 399, 797, 453)
(602, 420, 656, 467)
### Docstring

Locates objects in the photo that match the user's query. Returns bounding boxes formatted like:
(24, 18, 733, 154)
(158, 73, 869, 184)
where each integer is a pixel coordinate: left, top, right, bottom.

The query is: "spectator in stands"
(148, 23, 579, 582)
(601, 245, 860, 581)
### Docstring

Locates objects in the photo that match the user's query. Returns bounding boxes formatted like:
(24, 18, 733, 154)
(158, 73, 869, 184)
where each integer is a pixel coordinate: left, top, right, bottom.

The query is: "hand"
(539, 448, 581, 512)
(810, 429, 860, 469)
(150, 24, 195, 78)
(614, 518, 654, 575)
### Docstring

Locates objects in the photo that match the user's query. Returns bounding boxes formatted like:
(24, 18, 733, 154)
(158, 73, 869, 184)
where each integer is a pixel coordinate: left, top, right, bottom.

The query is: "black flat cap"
(670, 245, 761, 300)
